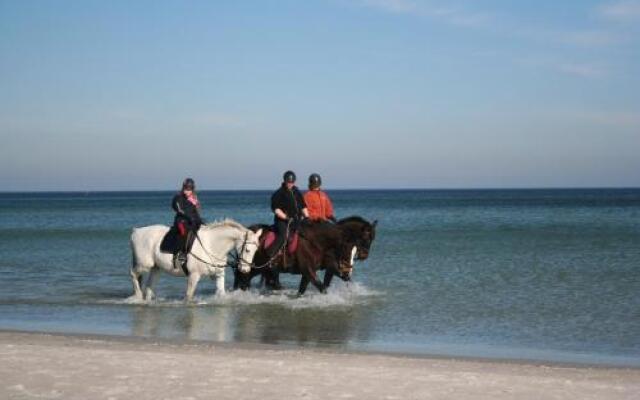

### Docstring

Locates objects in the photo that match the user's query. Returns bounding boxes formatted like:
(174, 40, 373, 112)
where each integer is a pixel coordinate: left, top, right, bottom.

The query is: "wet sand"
(1, 331, 639, 400)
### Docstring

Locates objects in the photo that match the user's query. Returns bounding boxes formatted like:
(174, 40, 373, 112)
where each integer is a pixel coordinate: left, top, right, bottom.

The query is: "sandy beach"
(1, 331, 638, 400)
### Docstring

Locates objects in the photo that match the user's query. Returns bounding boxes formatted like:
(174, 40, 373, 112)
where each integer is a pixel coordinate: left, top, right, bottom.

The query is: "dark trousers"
(175, 220, 201, 254)
(267, 219, 289, 257)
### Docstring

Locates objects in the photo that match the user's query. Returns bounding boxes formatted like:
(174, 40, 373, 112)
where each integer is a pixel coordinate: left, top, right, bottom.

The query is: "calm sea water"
(1, 189, 639, 366)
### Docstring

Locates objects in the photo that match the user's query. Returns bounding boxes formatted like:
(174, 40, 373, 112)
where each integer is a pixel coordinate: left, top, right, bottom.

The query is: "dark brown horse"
(323, 216, 377, 288)
(233, 216, 377, 295)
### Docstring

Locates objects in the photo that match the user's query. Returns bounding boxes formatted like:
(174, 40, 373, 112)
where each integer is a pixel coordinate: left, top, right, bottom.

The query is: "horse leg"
(233, 269, 241, 290)
(129, 268, 144, 300)
(309, 269, 327, 294)
(144, 267, 160, 300)
(214, 270, 226, 296)
(185, 273, 201, 302)
(298, 275, 310, 295)
(323, 269, 335, 289)
(233, 268, 261, 291)
(264, 269, 282, 291)
(271, 270, 283, 290)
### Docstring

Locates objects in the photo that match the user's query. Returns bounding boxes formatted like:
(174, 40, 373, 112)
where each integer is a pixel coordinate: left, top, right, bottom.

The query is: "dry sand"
(1, 331, 639, 400)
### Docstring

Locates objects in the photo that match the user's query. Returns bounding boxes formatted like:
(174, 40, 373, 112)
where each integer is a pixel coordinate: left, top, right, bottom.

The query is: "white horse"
(130, 219, 262, 301)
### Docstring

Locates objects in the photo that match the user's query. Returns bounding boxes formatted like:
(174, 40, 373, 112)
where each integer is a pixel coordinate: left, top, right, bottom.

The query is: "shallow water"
(1, 189, 639, 366)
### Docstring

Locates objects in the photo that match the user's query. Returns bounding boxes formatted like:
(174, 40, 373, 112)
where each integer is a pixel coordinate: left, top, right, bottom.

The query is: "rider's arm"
(325, 193, 335, 221)
(274, 208, 288, 220)
(172, 195, 184, 215)
(172, 195, 192, 222)
(295, 189, 309, 219)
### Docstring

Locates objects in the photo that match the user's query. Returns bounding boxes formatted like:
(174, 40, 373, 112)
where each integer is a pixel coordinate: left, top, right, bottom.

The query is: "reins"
(190, 230, 254, 270)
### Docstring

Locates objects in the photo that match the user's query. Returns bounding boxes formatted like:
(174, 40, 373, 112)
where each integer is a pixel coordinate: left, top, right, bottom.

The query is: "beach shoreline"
(2, 330, 639, 399)
(2, 328, 638, 371)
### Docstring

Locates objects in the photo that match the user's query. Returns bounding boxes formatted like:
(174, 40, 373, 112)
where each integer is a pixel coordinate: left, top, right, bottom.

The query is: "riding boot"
(185, 230, 196, 254)
(173, 232, 188, 270)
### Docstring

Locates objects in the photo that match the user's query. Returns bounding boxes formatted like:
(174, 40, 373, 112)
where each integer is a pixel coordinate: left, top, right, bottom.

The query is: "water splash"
(209, 282, 381, 309)
(99, 282, 382, 309)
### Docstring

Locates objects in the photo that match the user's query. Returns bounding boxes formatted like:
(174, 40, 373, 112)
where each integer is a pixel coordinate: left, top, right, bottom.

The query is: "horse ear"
(372, 220, 378, 228)
(255, 228, 263, 237)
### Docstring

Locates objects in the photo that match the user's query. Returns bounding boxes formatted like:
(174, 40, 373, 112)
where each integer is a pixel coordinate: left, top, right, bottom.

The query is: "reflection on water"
(131, 306, 234, 342)
(128, 286, 378, 347)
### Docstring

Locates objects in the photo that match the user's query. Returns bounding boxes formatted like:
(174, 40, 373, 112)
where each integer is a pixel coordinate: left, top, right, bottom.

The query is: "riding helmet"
(308, 173, 322, 189)
(283, 170, 296, 183)
(182, 178, 195, 190)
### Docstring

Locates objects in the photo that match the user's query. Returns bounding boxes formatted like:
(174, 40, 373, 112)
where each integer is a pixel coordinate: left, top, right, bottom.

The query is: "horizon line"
(1, 186, 639, 194)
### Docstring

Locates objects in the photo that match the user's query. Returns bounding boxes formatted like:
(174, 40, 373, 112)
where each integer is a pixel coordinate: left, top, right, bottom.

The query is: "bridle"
(228, 231, 261, 270)
(192, 231, 257, 270)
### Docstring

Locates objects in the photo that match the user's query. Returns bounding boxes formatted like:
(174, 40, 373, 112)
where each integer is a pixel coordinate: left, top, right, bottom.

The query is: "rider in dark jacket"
(172, 178, 203, 263)
(267, 170, 309, 257)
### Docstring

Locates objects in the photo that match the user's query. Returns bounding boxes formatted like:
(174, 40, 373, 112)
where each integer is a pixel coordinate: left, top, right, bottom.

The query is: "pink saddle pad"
(261, 231, 298, 254)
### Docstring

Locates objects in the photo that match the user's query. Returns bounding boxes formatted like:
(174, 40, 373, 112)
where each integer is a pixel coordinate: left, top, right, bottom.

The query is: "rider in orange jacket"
(303, 173, 336, 222)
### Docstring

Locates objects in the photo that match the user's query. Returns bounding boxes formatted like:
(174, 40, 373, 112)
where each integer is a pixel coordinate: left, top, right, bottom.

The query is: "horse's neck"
(305, 224, 340, 248)
(200, 227, 241, 256)
(334, 223, 360, 246)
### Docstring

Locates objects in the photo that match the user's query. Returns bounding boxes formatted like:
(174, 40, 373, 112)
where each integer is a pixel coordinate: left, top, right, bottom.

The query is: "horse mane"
(201, 218, 247, 231)
(338, 215, 370, 226)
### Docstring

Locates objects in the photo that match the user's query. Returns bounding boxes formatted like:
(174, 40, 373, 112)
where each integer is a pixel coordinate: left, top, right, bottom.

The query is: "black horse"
(234, 216, 377, 295)
(323, 216, 377, 288)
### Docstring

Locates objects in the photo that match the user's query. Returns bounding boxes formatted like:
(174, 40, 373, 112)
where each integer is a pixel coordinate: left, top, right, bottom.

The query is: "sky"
(1, 0, 639, 191)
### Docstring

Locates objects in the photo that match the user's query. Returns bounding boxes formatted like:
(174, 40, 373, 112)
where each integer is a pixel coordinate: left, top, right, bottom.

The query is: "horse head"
(337, 216, 377, 261)
(235, 228, 263, 274)
(335, 245, 358, 281)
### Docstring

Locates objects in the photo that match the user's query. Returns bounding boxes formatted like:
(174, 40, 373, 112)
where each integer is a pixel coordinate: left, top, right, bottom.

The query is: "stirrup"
(173, 252, 186, 269)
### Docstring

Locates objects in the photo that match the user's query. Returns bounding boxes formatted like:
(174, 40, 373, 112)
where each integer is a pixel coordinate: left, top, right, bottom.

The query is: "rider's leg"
(181, 221, 201, 259)
(266, 219, 288, 258)
(174, 221, 188, 267)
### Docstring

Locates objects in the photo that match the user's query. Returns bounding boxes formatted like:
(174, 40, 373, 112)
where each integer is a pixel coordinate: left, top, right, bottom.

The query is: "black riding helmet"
(182, 178, 195, 190)
(308, 173, 322, 189)
(283, 170, 296, 183)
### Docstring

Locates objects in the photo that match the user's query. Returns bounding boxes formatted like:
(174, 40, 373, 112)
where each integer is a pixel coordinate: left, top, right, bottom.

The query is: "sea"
(1, 189, 639, 367)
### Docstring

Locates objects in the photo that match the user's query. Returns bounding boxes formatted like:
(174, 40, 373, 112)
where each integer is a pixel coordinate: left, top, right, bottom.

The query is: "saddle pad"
(287, 232, 298, 254)
(263, 231, 276, 250)
(159, 227, 180, 254)
(262, 230, 299, 254)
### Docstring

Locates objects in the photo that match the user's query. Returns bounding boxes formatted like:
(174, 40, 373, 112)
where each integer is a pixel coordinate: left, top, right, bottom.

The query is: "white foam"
(99, 282, 382, 309)
(213, 282, 381, 309)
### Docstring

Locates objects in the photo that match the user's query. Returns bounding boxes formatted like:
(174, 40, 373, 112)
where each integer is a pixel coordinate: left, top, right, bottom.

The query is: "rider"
(303, 173, 336, 222)
(267, 170, 309, 258)
(172, 178, 203, 265)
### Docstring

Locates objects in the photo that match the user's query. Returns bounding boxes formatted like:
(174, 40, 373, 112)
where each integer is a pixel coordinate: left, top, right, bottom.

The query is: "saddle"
(160, 227, 181, 254)
(160, 226, 194, 276)
(261, 227, 299, 255)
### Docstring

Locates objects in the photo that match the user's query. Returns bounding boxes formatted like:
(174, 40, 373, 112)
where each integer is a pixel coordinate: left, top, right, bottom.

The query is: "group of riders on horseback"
(129, 170, 376, 300)
(171, 171, 336, 270)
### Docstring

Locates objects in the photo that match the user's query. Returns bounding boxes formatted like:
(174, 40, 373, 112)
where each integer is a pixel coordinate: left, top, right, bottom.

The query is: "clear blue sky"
(1, 0, 639, 190)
